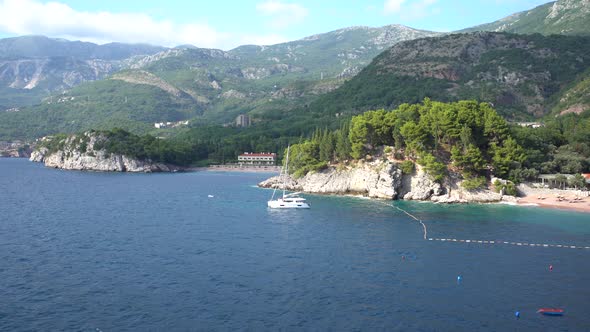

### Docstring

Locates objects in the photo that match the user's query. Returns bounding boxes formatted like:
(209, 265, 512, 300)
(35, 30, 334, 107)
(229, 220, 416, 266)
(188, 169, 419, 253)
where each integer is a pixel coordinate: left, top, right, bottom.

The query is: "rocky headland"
(259, 159, 511, 204)
(30, 132, 182, 172)
(0, 140, 32, 158)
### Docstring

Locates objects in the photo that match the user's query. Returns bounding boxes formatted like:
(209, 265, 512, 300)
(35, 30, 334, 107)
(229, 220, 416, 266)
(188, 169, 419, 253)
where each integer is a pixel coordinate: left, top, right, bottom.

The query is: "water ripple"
(1, 159, 589, 331)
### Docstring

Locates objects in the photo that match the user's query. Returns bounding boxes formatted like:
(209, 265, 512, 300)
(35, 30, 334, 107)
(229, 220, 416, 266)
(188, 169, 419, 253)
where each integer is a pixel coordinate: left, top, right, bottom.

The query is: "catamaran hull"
(267, 201, 310, 209)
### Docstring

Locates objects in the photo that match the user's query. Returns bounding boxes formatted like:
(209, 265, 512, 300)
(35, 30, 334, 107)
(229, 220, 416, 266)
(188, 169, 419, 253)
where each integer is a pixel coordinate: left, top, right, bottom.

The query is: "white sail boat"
(267, 145, 310, 209)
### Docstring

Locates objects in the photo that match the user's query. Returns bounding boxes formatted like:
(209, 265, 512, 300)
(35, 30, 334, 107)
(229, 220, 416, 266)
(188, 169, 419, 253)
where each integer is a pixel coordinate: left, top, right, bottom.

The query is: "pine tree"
(335, 122, 351, 161)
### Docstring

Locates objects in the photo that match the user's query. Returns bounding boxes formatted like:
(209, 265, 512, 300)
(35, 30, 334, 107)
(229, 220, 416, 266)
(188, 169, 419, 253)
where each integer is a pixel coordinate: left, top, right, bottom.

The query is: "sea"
(1, 158, 589, 331)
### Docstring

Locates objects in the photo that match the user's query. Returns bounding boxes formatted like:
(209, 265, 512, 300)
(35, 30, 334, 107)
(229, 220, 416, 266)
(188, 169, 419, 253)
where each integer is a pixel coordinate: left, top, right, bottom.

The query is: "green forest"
(47, 99, 590, 191)
(283, 99, 590, 189)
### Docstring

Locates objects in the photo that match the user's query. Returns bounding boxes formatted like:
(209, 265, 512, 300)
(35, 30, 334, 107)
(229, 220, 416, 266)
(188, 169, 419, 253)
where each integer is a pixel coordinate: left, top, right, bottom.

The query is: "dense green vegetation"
(551, 68, 590, 116)
(306, 32, 590, 121)
(287, 99, 528, 188)
(309, 71, 452, 118)
(0, 79, 199, 140)
(286, 125, 352, 178)
(40, 129, 206, 167)
(38, 98, 590, 190)
(285, 99, 590, 188)
(94, 129, 203, 166)
(511, 110, 590, 180)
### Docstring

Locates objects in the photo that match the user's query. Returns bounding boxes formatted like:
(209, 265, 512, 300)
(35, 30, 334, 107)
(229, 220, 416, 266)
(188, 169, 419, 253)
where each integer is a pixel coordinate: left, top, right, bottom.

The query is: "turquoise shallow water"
(1, 158, 589, 331)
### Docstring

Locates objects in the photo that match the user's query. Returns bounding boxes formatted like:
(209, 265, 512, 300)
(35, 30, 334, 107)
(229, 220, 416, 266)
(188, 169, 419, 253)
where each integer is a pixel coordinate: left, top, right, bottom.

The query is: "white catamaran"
(267, 146, 310, 209)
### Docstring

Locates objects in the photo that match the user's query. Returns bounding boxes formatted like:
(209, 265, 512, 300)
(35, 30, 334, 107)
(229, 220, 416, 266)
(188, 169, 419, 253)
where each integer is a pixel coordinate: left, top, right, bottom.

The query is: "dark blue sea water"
(1, 158, 589, 331)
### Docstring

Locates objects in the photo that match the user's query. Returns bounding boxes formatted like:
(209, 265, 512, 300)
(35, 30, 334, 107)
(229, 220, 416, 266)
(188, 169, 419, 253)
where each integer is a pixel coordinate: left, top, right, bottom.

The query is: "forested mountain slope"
(459, 0, 590, 36)
(309, 32, 590, 120)
(0, 25, 440, 140)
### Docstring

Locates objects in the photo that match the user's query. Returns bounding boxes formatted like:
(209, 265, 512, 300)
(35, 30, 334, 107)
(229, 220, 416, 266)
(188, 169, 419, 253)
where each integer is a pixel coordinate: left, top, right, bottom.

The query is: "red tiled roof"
(582, 173, 590, 180)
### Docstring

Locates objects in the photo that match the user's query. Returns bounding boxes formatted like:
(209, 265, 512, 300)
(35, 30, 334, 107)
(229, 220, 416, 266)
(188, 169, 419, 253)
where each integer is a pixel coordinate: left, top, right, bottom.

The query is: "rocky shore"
(30, 133, 182, 172)
(258, 159, 511, 204)
(0, 141, 32, 158)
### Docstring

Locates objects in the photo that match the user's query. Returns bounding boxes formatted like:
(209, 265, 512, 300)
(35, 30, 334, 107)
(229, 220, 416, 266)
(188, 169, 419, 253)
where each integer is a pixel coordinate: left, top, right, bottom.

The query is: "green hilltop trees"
(510, 110, 590, 180)
(289, 99, 528, 188)
(286, 123, 352, 178)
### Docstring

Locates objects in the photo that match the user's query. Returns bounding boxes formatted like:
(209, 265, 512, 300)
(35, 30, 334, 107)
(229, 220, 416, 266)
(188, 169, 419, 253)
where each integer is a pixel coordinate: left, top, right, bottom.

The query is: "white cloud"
(383, 0, 439, 19)
(384, 0, 407, 14)
(0, 0, 284, 50)
(256, 1, 309, 29)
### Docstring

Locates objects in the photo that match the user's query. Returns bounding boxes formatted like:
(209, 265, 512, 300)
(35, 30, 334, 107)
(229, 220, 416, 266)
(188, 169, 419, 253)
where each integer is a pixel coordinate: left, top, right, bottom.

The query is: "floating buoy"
(208, 194, 214, 198)
(457, 275, 462, 284)
(515, 311, 520, 319)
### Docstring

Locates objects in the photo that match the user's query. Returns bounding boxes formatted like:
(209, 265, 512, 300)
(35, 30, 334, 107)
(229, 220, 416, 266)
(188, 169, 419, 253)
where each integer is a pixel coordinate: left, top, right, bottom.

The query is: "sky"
(0, 0, 552, 50)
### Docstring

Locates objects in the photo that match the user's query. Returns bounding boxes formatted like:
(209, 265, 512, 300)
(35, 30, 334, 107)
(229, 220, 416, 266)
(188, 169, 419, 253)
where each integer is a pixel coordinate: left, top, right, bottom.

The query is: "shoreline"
(15, 158, 590, 213)
(516, 194, 590, 214)
(191, 165, 281, 173)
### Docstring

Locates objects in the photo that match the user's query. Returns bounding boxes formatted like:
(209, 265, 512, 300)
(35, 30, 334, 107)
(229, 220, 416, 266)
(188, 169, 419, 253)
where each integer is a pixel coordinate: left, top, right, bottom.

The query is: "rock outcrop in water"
(258, 159, 507, 203)
(30, 132, 181, 172)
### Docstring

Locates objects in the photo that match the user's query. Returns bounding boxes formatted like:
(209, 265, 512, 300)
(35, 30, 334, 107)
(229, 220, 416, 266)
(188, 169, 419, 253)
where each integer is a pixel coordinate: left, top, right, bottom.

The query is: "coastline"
(516, 194, 590, 214)
(202, 165, 281, 173)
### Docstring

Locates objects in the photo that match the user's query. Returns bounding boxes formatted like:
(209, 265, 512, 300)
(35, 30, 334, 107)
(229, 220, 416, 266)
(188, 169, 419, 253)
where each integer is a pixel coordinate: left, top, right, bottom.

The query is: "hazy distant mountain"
(0, 25, 441, 139)
(459, 0, 590, 36)
(0, 36, 166, 109)
(228, 24, 442, 80)
(7, 0, 590, 142)
(0, 35, 166, 60)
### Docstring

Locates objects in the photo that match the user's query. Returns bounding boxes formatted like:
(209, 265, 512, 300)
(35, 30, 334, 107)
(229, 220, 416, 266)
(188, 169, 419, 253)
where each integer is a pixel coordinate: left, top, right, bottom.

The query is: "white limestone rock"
(400, 166, 442, 200)
(259, 159, 503, 204)
(259, 159, 402, 199)
(29, 147, 48, 162)
(29, 132, 180, 172)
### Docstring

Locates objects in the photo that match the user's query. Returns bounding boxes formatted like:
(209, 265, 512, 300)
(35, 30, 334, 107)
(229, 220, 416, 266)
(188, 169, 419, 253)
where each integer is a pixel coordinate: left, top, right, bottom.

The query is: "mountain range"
(0, 35, 167, 109)
(308, 32, 590, 121)
(461, 0, 590, 36)
(1, 0, 589, 141)
(0, 25, 441, 139)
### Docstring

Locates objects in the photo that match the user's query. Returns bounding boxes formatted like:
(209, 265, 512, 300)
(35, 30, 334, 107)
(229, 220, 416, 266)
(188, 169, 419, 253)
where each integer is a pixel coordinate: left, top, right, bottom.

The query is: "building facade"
(238, 152, 276, 165)
(235, 114, 250, 127)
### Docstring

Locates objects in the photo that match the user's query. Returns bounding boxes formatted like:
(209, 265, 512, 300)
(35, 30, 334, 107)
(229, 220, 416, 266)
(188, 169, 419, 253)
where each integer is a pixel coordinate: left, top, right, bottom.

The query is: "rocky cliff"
(259, 159, 507, 203)
(0, 140, 32, 158)
(30, 132, 181, 172)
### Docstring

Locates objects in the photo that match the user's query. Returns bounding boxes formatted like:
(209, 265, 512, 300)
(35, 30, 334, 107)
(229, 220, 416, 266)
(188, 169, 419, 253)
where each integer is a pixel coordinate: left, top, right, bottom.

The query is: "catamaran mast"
(282, 145, 290, 199)
(269, 145, 289, 201)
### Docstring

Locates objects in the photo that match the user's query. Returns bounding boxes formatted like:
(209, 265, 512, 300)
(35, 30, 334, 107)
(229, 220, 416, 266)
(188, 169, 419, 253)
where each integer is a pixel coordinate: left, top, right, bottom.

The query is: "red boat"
(537, 308, 565, 316)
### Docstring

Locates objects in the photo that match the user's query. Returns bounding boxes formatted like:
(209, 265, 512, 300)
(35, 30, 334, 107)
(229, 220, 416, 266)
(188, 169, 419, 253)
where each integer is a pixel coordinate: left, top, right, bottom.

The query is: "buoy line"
(393, 205, 428, 240)
(374, 200, 590, 250)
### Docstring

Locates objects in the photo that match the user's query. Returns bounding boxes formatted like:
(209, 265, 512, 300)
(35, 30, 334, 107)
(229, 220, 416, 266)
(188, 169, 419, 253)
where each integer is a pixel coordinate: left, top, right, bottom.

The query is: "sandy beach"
(517, 192, 590, 214)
